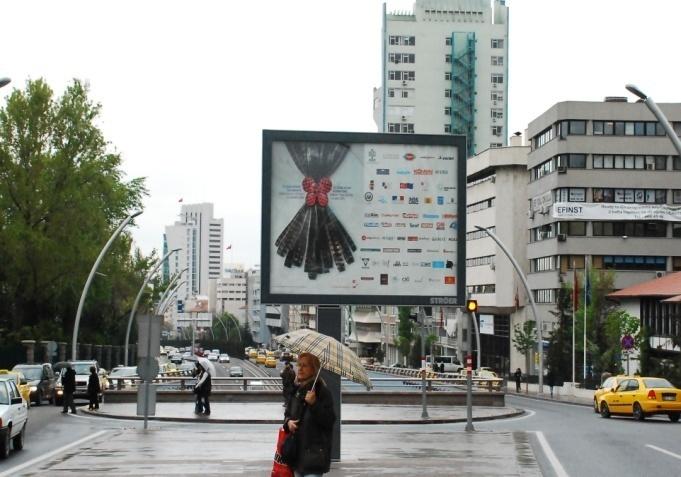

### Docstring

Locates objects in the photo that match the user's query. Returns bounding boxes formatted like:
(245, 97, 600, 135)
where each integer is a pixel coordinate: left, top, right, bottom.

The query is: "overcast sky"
(2, 0, 680, 269)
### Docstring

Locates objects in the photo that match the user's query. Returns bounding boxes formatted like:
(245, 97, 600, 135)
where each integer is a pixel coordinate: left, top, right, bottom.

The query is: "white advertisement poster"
(552, 202, 681, 221)
(479, 314, 494, 335)
(267, 137, 461, 302)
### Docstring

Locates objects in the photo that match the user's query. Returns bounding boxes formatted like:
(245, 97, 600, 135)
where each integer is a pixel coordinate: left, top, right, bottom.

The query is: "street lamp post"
(474, 225, 544, 392)
(0, 78, 11, 89)
(155, 267, 188, 315)
(625, 84, 681, 156)
(72, 211, 142, 360)
(124, 248, 181, 365)
(159, 280, 186, 316)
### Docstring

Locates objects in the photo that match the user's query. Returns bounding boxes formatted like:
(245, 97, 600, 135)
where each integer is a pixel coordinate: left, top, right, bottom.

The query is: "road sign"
(137, 314, 161, 358)
(137, 356, 159, 381)
(621, 334, 635, 350)
(46, 341, 58, 356)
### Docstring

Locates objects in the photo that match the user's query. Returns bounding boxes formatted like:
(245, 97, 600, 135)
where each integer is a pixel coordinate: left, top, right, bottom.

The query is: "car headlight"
(57, 389, 63, 395)
(30, 386, 38, 392)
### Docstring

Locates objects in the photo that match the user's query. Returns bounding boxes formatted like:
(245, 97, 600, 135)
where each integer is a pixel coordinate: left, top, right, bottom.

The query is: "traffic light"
(466, 299, 478, 313)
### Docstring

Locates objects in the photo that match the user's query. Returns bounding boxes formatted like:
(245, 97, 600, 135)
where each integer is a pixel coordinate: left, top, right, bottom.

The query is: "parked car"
(0, 375, 28, 459)
(597, 376, 681, 421)
(11, 363, 56, 406)
(218, 354, 230, 363)
(229, 366, 244, 377)
(207, 353, 219, 362)
(0, 370, 31, 407)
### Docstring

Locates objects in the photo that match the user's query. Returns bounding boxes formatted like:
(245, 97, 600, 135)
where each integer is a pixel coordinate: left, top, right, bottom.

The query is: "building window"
(592, 221, 666, 237)
(389, 53, 415, 64)
(491, 38, 504, 48)
(466, 255, 495, 267)
(531, 158, 555, 180)
(557, 120, 586, 137)
(467, 226, 496, 240)
(467, 284, 496, 294)
(467, 197, 495, 213)
(445, 72, 452, 81)
(673, 225, 681, 238)
(444, 124, 452, 133)
(593, 154, 665, 170)
(388, 89, 395, 98)
(595, 255, 666, 271)
(445, 37, 452, 46)
(557, 221, 587, 236)
(491, 126, 503, 137)
(388, 70, 415, 81)
(491, 56, 504, 66)
(673, 157, 681, 170)
(534, 289, 557, 304)
(531, 256, 557, 273)
(556, 153, 586, 168)
(491, 91, 503, 102)
(401, 90, 409, 98)
(532, 127, 554, 149)
(490, 143, 503, 148)
(532, 224, 556, 242)
(491, 109, 503, 119)
(388, 123, 414, 134)
(592, 120, 665, 136)
(445, 54, 452, 63)
(445, 89, 452, 98)
(554, 188, 586, 202)
(491, 73, 504, 84)
(444, 106, 451, 116)
(389, 35, 416, 46)
(592, 188, 666, 204)
(674, 190, 681, 204)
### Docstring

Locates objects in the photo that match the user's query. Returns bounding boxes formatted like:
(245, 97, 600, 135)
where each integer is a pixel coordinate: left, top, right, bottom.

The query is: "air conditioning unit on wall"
(557, 233, 567, 242)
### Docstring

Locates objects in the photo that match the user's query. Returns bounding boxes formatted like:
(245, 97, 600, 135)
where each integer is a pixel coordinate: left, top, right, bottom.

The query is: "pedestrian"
(283, 352, 336, 477)
(194, 362, 212, 415)
(87, 366, 101, 410)
(514, 368, 522, 393)
(61, 364, 77, 414)
(193, 362, 203, 414)
(280, 361, 296, 408)
(546, 370, 555, 398)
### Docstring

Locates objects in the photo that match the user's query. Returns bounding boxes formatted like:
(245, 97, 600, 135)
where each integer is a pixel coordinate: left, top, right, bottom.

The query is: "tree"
(546, 282, 573, 384)
(601, 309, 640, 375)
(0, 79, 149, 344)
(513, 320, 537, 376)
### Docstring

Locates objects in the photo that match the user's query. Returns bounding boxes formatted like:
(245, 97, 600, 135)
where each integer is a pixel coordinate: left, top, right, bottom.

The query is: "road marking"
(0, 429, 109, 477)
(535, 431, 569, 477)
(646, 444, 681, 461)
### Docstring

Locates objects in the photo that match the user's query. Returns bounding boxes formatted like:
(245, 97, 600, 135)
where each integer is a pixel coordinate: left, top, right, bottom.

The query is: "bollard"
(58, 342, 67, 362)
(21, 340, 36, 364)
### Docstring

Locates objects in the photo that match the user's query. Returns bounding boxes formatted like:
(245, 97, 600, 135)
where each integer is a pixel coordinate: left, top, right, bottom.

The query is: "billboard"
(261, 130, 466, 306)
(185, 296, 209, 313)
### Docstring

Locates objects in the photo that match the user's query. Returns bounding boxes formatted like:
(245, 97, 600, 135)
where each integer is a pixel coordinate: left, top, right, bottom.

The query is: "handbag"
(271, 427, 294, 477)
(299, 444, 329, 473)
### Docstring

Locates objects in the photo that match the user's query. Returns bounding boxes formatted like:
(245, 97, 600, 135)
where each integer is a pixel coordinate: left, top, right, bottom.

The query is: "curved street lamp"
(625, 84, 681, 156)
(124, 248, 181, 365)
(154, 267, 188, 315)
(159, 280, 186, 316)
(71, 210, 142, 360)
(0, 78, 11, 89)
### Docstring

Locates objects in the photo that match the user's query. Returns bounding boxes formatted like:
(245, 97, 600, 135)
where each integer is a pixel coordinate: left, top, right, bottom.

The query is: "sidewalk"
(83, 401, 524, 424)
(11, 421, 542, 476)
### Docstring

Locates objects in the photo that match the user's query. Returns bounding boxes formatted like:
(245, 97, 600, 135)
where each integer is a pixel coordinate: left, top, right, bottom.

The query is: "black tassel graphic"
(275, 141, 355, 279)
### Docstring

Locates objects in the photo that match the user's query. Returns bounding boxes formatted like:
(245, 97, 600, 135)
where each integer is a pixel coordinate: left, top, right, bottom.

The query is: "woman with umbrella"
(283, 352, 336, 477)
(195, 357, 214, 415)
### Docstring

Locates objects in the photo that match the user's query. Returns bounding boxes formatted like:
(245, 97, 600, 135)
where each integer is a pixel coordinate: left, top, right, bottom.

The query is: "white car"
(218, 354, 230, 363)
(0, 376, 28, 459)
(207, 353, 219, 362)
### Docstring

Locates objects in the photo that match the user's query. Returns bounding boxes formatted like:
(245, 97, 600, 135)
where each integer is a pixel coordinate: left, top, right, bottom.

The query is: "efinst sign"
(261, 130, 466, 306)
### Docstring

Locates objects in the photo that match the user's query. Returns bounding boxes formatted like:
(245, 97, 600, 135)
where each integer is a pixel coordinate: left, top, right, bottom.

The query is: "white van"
(427, 355, 462, 373)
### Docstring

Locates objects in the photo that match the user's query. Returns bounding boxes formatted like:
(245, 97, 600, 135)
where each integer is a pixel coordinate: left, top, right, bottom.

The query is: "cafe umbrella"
(274, 328, 372, 390)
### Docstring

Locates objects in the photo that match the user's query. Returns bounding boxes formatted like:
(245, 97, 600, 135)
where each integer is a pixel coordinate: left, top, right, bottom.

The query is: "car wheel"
(633, 402, 645, 421)
(593, 399, 599, 414)
(35, 390, 42, 406)
(600, 402, 611, 418)
(669, 412, 680, 423)
(0, 427, 10, 459)
(12, 425, 25, 451)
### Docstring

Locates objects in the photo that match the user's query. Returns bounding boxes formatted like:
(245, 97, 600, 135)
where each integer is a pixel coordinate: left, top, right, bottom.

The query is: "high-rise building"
(373, 0, 509, 156)
(164, 203, 223, 329)
(216, 264, 247, 325)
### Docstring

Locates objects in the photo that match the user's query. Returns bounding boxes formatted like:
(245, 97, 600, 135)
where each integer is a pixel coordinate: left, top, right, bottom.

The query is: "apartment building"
(374, 0, 509, 155)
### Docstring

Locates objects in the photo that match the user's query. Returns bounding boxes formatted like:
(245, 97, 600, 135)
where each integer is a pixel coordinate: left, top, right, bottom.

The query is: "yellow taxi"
(0, 369, 31, 406)
(266, 350, 275, 358)
(597, 376, 681, 421)
(593, 375, 627, 413)
(256, 353, 267, 365)
(248, 349, 258, 360)
(265, 356, 277, 368)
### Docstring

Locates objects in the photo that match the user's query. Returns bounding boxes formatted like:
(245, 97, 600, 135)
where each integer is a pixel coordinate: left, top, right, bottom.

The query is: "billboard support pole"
(317, 305, 342, 462)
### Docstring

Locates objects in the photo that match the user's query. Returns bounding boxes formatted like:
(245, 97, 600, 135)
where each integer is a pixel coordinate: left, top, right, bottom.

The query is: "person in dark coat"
(61, 364, 77, 414)
(194, 363, 212, 415)
(87, 366, 101, 410)
(514, 368, 522, 393)
(546, 370, 556, 398)
(283, 352, 336, 477)
(280, 361, 296, 408)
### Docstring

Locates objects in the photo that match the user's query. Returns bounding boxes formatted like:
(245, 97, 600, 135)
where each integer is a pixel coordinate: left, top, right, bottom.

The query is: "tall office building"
(373, 0, 509, 156)
(164, 203, 224, 328)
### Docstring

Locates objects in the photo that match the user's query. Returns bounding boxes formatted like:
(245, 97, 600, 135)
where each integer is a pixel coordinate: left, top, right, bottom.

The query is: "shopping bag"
(271, 427, 294, 477)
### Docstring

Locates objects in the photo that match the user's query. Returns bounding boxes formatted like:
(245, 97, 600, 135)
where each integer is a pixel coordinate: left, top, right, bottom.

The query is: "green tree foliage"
(0, 79, 149, 344)
(211, 312, 254, 350)
(600, 309, 640, 375)
(546, 282, 573, 383)
(513, 320, 536, 375)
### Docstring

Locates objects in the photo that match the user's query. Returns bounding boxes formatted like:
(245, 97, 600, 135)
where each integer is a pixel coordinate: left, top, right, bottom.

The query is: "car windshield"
(0, 383, 8, 405)
(643, 378, 674, 389)
(14, 367, 42, 380)
(110, 367, 137, 377)
(72, 363, 94, 375)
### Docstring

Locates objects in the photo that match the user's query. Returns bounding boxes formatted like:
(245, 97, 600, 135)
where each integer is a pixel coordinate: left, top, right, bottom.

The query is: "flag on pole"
(573, 266, 579, 310)
(226, 245, 232, 251)
(584, 266, 591, 306)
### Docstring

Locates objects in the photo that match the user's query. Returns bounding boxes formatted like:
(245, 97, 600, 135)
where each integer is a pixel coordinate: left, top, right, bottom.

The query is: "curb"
(507, 391, 592, 408)
(80, 407, 525, 425)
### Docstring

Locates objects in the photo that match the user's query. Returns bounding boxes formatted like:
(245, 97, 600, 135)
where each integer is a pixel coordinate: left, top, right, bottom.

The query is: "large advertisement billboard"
(261, 130, 466, 306)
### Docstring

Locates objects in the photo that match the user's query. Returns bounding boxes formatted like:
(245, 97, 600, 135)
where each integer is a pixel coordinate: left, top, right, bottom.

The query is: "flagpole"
(583, 255, 588, 381)
(572, 260, 576, 385)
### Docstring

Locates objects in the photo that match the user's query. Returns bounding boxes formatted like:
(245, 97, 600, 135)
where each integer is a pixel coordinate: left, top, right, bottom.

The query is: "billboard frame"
(261, 129, 466, 307)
